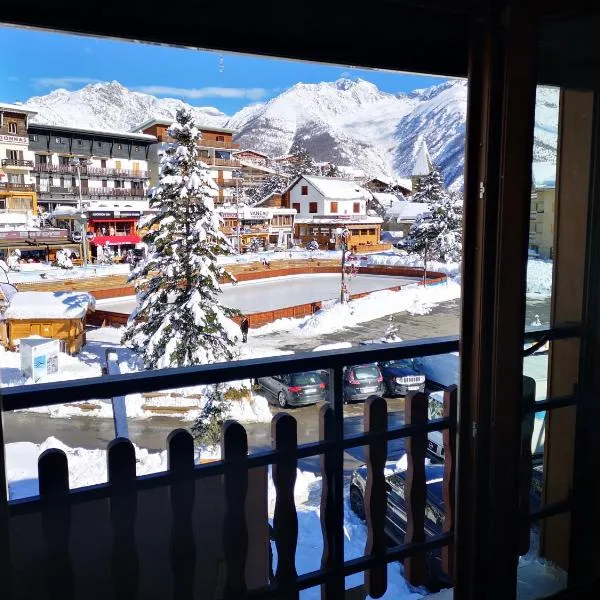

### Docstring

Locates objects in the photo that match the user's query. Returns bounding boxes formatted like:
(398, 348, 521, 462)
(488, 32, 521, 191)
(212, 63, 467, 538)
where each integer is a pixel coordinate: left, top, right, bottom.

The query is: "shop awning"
(91, 235, 140, 246)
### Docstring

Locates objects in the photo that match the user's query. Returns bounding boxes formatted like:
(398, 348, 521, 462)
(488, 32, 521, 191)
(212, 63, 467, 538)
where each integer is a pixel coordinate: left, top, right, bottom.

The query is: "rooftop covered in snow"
(131, 117, 237, 135)
(3, 291, 96, 321)
(286, 175, 371, 201)
(28, 122, 157, 141)
(0, 102, 38, 116)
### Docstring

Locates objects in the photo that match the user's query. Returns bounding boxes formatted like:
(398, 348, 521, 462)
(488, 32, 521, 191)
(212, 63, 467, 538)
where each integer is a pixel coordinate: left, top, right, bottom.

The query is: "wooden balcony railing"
(0, 326, 578, 599)
(36, 186, 146, 198)
(33, 163, 149, 179)
(0, 182, 36, 192)
(159, 133, 240, 149)
(1, 159, 34, 168)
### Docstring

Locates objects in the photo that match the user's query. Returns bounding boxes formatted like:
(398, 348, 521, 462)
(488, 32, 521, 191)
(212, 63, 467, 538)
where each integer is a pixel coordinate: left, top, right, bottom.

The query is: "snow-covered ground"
(4, 262, 130, 283)
(0, 326, 272, 423)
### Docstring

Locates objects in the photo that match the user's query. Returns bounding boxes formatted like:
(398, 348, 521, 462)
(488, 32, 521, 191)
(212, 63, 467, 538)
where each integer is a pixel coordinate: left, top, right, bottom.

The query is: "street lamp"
(337, 227, 350, 303)
(69, 157, 90, 266)
(232, 169, 245, 253)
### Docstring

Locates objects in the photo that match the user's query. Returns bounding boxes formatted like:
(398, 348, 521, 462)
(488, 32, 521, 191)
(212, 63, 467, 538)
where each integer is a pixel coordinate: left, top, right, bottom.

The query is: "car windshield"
(291, 372, 321, 386)
(381, 359, 414, 370)
(352, 365, 380, 380)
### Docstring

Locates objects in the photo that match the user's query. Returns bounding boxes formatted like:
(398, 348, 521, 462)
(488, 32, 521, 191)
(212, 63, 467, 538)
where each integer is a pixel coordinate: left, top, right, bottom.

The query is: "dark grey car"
(257, 371, 326, 408)
(343, 364, 384, 403)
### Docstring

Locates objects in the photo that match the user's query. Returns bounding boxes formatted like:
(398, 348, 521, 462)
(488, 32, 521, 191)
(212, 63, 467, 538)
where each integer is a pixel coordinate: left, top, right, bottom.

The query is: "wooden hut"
(0, 291, 95, 354)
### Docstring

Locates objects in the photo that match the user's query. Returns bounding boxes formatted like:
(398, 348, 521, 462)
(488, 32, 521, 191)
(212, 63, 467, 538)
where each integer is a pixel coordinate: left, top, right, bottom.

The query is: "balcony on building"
(5, 2, 600, 600)
(1, 158, 34, 169)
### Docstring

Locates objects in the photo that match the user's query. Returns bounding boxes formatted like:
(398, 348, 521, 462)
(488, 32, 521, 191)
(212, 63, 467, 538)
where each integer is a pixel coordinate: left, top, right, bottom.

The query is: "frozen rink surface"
(97, 273, 417, 315)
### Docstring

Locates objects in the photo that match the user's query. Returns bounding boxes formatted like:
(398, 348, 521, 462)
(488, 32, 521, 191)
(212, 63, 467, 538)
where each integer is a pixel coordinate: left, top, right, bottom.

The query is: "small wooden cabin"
(0, 291, 95, 355)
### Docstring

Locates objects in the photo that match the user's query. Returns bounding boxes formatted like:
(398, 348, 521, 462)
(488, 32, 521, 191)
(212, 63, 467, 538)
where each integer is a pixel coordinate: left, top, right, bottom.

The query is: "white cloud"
(31, 77, 101, 89)
(133, 85, 269, 101)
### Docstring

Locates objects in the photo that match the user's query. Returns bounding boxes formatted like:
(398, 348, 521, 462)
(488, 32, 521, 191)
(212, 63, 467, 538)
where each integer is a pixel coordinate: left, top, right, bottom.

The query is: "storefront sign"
(0, 229, 69, 242)
(116, 211, 142, 218)
(88, 211, 114, 219)
(0, 134, 28, 145)
(242, 207, 271, 220)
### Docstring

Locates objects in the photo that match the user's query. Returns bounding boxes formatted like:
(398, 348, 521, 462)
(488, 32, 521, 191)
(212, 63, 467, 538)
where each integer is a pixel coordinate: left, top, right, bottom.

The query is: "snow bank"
(362, 251, 461, 279)
(3, 291, 95, 320)
(526, 259, 553, 297)
(255, 280, 461, 338)
(6, 263, 130, 284)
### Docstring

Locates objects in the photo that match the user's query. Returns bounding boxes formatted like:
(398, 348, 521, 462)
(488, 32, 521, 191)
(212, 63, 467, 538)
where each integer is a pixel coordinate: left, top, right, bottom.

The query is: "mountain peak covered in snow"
(21, 77, 557, 190)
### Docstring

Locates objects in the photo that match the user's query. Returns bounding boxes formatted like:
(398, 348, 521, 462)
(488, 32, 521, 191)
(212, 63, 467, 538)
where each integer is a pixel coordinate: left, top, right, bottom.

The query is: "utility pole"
(70, 157, 89, 267)
(233, 169, 243, 253)
(339, 227, 349, 303)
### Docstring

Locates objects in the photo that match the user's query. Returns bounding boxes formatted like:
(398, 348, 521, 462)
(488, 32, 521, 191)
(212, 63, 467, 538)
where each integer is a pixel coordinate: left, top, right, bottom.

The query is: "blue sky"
(1, 26, 448, 115)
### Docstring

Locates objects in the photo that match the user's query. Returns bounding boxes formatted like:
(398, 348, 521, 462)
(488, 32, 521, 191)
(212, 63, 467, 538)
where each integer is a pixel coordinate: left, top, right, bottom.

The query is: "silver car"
(257, 371, 327, 408)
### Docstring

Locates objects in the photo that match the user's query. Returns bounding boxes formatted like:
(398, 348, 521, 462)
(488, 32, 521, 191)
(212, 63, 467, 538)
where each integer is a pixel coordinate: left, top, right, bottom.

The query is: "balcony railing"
(0, 325, 579, 599)
(32, 163, 149, 179)
(0, 182, 36, 192)
(36, 186, 146, 198)
(159, 133, 240, 149)
(1, 159, 34, 168)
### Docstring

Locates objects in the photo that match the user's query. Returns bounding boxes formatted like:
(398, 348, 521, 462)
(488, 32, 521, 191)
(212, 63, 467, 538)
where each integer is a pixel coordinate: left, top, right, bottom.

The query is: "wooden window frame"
(309, 202, 318, 214)
(301, 185, 308, 196)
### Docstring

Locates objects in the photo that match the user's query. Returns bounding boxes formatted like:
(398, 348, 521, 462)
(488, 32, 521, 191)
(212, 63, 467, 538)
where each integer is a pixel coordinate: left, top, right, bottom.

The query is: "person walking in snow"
(240, 316, 249, 343)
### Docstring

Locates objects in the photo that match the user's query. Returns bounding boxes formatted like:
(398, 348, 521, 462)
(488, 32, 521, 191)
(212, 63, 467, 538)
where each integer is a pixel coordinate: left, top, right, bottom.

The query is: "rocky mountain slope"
(20, 78, 559, 190)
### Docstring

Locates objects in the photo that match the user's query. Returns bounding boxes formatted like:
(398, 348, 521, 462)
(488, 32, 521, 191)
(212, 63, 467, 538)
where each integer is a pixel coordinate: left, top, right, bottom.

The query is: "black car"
(379, 359, 426, 396)
(319, 363, 385, 403)
(350, 462, 543, 587)
(256, 371, 326, 408)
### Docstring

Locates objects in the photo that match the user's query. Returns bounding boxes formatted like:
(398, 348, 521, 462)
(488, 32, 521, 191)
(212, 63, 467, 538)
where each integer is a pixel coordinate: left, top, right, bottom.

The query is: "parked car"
(426, 391, 445, 461)
(349, 462, 543, 587)
(379, 359, 426, 396)
(256, 371, 326, 408)
(412, 353, 459, 390)
(343, 363, 384, 403)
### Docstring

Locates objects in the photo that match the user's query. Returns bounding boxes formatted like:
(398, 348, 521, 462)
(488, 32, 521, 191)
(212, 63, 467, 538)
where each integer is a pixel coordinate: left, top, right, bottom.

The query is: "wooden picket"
(222, 421, 249, 598)
(167, 429, 196, 600)
(442, 385, 458, 578)
(404, 391, 428, 586)
(108, 438, 139, 599)
(39, 448, 74, 600)
(364, 395, 388, 598)
(271, 413, 299, 600)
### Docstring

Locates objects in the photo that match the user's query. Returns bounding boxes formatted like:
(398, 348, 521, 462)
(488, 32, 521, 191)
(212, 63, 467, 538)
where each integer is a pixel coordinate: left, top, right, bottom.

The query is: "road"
(97, 273, 417, 315)
(3, 295, 551, 477)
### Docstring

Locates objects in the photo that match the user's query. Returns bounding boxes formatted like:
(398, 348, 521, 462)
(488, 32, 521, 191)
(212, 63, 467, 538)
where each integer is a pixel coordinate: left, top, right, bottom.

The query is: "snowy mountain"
(25, 81, 228, 132)
(19, 78, 559, 190)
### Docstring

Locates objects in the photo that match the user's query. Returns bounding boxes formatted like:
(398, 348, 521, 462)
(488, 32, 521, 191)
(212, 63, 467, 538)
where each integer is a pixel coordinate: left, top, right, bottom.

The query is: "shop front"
(217, 206, 272, 252)
(0, 228, 81, 263)
(87, 210, 141, 261)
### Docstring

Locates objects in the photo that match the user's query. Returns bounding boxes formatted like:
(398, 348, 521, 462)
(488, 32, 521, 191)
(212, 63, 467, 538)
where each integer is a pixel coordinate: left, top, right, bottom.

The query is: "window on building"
(0, 199, 6, 210)
(29, 134, 38, 142)
(369, 228, 376, 235)
(216, 135, 225, 142)
(102, 180, 107, 188)
(10, 197, 32, 210)
(7, 150, 18, 161)
(134, 146, 139, 152)
(536, 202, 545, 213)
(353, 202, 361, 213)
(77, 140, 82, 146)
(117, 144, 122, 150)
(309, 202, 318, 214)
(56, 137, 64, 144)
(115, 160, 122, 170)
(330, 201, 338, 213)
(97, 141, 102, 147)
(100, 159, 107, 169)
(301, 185, 308, 195)
(293, 202, 300, 213)
(36, 154, 48, 165)
(8, 122, 17, 134)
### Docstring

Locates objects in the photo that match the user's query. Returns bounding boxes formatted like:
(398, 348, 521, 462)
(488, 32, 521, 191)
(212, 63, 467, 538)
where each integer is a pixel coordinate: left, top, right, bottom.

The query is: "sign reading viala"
(0, 134, 28, 145)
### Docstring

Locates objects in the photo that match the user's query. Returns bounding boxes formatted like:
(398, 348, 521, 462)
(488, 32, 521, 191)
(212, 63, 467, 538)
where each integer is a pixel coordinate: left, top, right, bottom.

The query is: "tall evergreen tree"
(122, 109, 240, 369)
(406, 167, 463, 265)
(245, 169, 290, 206)
(411, 167, 447, 203)
(287, 144, 319, 177)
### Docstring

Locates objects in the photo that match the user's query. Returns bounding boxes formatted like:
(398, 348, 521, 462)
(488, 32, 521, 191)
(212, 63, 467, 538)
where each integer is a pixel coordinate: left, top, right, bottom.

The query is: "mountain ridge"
(19, 78, 559, 190)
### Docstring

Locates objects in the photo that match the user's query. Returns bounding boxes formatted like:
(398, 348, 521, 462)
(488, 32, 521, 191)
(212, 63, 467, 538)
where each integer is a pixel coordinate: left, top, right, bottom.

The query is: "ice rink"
(97, 273, 417, 315)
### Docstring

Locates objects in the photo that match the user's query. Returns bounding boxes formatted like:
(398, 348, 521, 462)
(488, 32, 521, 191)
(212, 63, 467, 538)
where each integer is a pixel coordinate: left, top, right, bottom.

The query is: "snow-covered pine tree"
(245, 169, 290, 205)
(411, 167, 447, 203)
(122, 109, 240, 370)
(406, 166, 463, 266)
(287, 144, 319, 177)
(323, 162, 340, 177)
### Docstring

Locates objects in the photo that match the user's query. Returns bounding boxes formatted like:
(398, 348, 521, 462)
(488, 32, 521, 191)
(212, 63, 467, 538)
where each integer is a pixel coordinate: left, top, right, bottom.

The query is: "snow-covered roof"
(49, 206, 81, 218)
(0, 213, 29, 225)
(238, 160, 278, 175)
(392, 201, 430, 222)
(300, 175, 371, 200)
(532, 161, 557, 189)
(131, 117, 237, 135)
(370, 175, 413, 192)
(412, 138, 432, 177)
(0, 102, 37, 116)
(396, 178, 413, 192)
(3, 291, 95, 320)
(337, 166, 366, 179)
(233, 149, 269, 158)
(29, 122, 156, 142)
